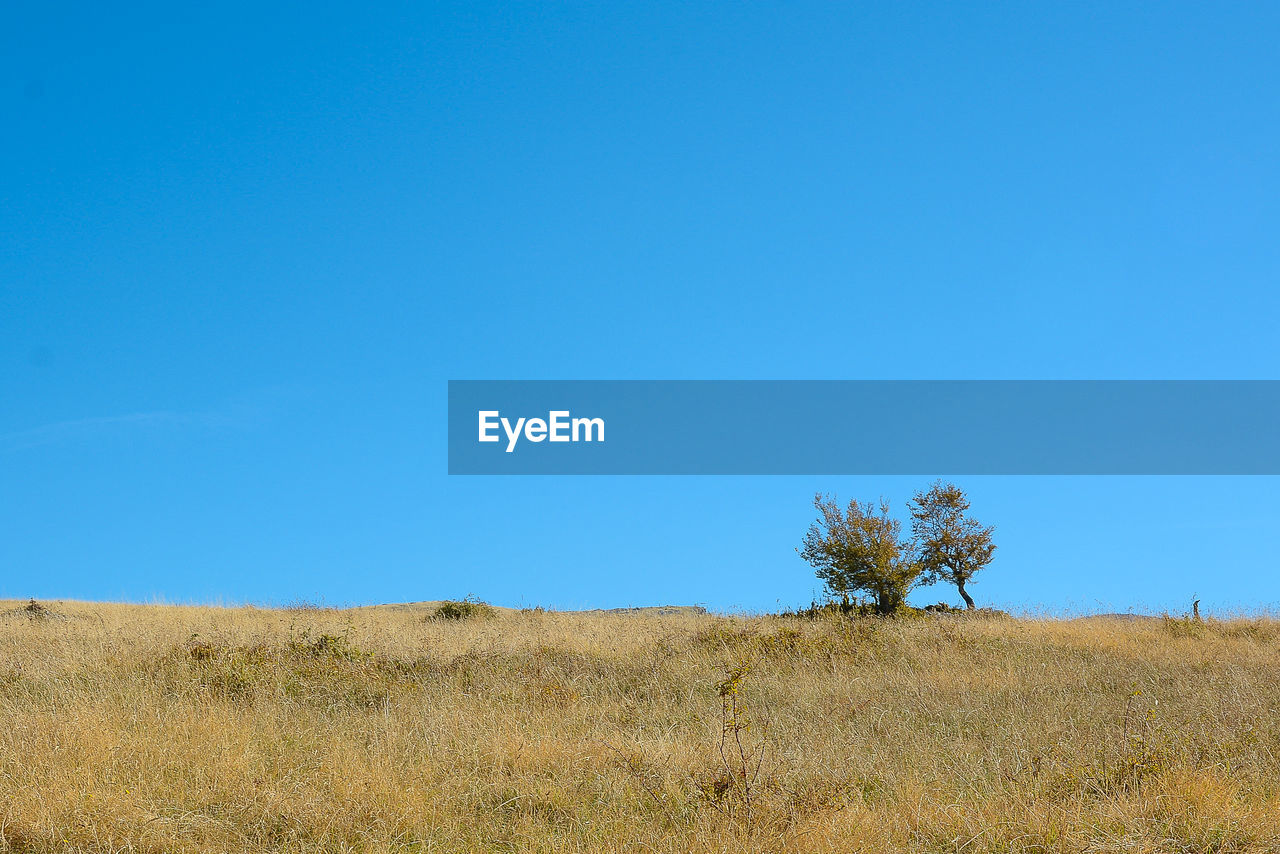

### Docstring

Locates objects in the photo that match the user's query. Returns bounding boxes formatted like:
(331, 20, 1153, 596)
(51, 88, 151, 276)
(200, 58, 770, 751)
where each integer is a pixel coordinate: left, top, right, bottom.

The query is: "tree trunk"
(956, 579, 975, 609)
(875, 590, 900, 616)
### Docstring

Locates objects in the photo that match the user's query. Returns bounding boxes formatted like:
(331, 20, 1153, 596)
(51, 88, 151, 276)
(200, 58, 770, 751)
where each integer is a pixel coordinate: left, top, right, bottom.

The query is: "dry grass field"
(0, 599, 1277, 853)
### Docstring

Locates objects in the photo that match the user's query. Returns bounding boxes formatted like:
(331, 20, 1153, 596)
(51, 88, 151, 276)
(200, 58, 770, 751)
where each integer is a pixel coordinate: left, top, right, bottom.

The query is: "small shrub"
(779, 597, 879, 619)
(698, 664, 774, 829)
(1162, 613, 1206, 638)
(288, 629, 368, 661)
(1060, 688, 1178, 797)
(187, 638, 218, 660)
(5, 599, 64, 621)
(432, 596, 496, 621)
(22, 599, 50, 619)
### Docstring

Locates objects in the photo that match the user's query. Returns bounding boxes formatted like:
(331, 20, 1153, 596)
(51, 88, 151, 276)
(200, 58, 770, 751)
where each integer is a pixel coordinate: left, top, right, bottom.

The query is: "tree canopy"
(798, 494, 921, 615)
(908, 480, 996, 609)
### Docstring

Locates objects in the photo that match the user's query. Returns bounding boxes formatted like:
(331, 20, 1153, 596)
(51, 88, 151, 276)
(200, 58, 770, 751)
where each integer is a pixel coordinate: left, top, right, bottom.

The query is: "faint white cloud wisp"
(0, 410, 239, 454)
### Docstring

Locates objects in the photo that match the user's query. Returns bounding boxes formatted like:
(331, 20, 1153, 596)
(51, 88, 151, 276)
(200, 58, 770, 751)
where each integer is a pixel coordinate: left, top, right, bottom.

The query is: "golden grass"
(0, 600, 1277, 852)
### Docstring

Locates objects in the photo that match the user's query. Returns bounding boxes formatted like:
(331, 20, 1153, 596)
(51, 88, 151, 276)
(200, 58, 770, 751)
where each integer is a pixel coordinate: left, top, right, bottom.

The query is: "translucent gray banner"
(447, 381, 1280, 474)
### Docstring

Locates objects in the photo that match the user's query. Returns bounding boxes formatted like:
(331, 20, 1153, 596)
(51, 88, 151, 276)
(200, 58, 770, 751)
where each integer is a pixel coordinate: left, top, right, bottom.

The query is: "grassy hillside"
(0, 600, 1277, 853)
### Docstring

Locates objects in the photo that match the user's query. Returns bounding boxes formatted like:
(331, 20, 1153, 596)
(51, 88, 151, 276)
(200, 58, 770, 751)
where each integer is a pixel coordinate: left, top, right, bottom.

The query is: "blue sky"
(3, 2, 1278, 613)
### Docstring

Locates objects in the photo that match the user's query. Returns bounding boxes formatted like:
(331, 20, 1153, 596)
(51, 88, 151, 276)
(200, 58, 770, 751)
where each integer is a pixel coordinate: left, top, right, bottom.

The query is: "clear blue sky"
(3, 2, 1278, 613)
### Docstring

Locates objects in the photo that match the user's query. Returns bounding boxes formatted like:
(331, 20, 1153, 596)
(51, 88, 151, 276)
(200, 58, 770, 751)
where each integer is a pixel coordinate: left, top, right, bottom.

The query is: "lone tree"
(908, 481, 995, 609)
(799, 494, 921, 615)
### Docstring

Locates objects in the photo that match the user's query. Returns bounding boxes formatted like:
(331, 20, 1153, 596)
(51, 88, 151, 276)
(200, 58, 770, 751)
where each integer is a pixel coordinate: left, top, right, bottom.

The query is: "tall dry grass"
(0, 600, 1276, 852)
